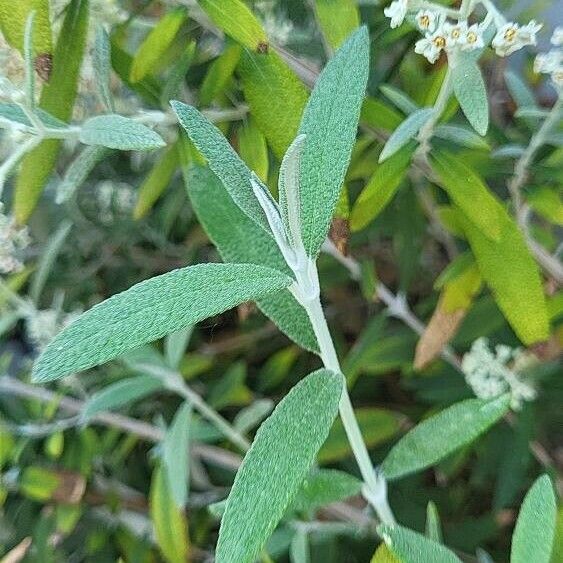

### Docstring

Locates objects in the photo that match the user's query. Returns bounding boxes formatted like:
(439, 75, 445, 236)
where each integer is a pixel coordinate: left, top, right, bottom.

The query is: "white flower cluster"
(96, 181, 136, 222)
(383, 0, 542, 63)
(0, 204, 31, 275)
(461, 338, 537, 411)
(256, 1, 294, 46)
(26, 308, 81, 350)
(491, 20, 542, 57)
(534, 27, 563, 89)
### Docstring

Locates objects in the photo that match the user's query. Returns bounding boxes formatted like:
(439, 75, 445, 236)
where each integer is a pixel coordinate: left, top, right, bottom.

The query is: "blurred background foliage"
(0, 0, 561, 561)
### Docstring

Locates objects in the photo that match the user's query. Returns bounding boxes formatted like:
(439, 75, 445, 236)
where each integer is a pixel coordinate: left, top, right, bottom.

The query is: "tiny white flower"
(443, 20, 468, 46)
(551, 26, 563, 46)
(461, 23, 485, 51)
(415, 28, 448, 63)
(384, 0, 408, 29)
(534, 50, 561, 74)
(492, 20, 542, 57)
(415, 10, 437, 33)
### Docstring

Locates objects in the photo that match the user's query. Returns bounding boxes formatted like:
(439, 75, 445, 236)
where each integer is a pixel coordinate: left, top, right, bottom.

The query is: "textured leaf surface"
(238, 49, 308, 159)
(33, 263, 292, 382)
(163, 402, 192, 508)
(185, 165, 318, 352)
(431, 150, 501, 241)
(150, 467, 189, 563)
(216, 369, 343, 563)
(14, 0, 89, 223)
(511, 475, 556, 563)
(79, 115, 166, 150)
(378, 524, 462, 563)
(351, 144, 414, 231)
(200, 42, 242, 106)
(452, 60, 489, 135)
(313, 0, 360, 49)
(130, 9, 186, 82)
(298, 26, 370, 256)
(238, 118, 269, 181)
(198, 0, 268, 51)
(382, 395, 510, 480)
(0, 0, 52, 54)
(171, 101, 269, 230)
(291, 469, 362, 512)
(81, 375, 164, 421)
(379, 107, 433, 162)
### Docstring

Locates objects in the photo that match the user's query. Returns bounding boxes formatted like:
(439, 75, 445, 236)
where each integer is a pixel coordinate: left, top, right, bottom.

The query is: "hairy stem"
(302, 292, 396, 525)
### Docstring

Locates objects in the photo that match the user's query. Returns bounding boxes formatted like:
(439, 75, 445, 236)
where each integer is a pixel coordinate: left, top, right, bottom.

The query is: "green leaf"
(380, 84, 419, 114)
(163, 402, 192, 508)
(298, 26, 370, 256)
(0, 0, 52, 56)
(378, 524, 462, 563)
(171, 101, 270, 231)
(32, 263, 292, 382)
(238, 118, 269, 181)
(291, 469, 362, 513)
(238, 49, 308, 159)
(431, 150, 501, 241)
(93, 26, 114, 111)
(350, 144, 414, 231)
(290, 529, 310, 563)
(200, 41, 241, 106)
(79, 115, 166, 151)
(452, 60, 489, 136)
(425, 502, 443, 543)
(130, 9, 186, 83)
(197, 0, 268, 51)
(313, 0, 360, 49)
(0, 103, 66, 129)
(381, 395, 510, 480)
(434, 125, 489, 150)
(56, 145, 111, 204)
(150, 467, 189, 563)
(14, 0, 89, 223)
(216, 369, 343, 563)
(134, 144, 179, 219)
(319, 407, 401, 463)
(81, 375, 164, 422)
(511, 475, 556, 563)
(379, 107, 434, 163)
(185, 165, 318, 353)
(361, 97, 403, 132)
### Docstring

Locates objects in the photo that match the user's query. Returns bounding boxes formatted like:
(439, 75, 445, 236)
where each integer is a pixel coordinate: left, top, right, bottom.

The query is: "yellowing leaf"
(237, 118, 269, 181)
(150, 467, 189, 563)
(238, 49, 308, 159)
(0, 0, 52, 56)
(130, 9, 186, 83)
(313, 0, 360, 50)
(198, 0, 268, 52)
(200, 42, 242, 106)
(371, 543, 400, 563)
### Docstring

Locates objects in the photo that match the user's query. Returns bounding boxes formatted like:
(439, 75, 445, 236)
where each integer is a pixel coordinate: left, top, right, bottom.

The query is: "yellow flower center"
(451, 28, 461, 39)
(504, 28, 517, 42)
(419, 15, 430, 28)
(467, 31, 477, 43)
(433, 36, 446, 48)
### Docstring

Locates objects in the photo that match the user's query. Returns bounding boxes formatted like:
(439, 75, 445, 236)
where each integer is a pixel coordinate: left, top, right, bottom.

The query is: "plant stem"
(416, 66, 454, 158)
(302, 292, 396, 525)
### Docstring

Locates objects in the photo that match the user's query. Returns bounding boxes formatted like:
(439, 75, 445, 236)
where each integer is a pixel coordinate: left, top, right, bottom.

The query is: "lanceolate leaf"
(511, 475, 556, 563)
(238, 49, 308, 159)
(185, 165, 318, 353)
(0, 0, 52, 56)
(163, 402, 192, 508)
(298, 26, 370, 257)
(378, 524, 462, 563)
(130, 9, 186, 83)
(430, 150, 501, 241)
(381, 395, 510, 480)
(197, 0, 268, 52)
(14, 0, 89, 223)
(32, 263, 292, 382)
(452, 60, 489, 136)
(171, 101, 269, 231)
(150, 467, 189, 563)
(81, 375, 164, 422)
(379, 107, 434, 163)
(79, 115, 166, 150)
(350, 144, 414, 231)
(216, 369, 343, 563)
(200, 42, 242, 106)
